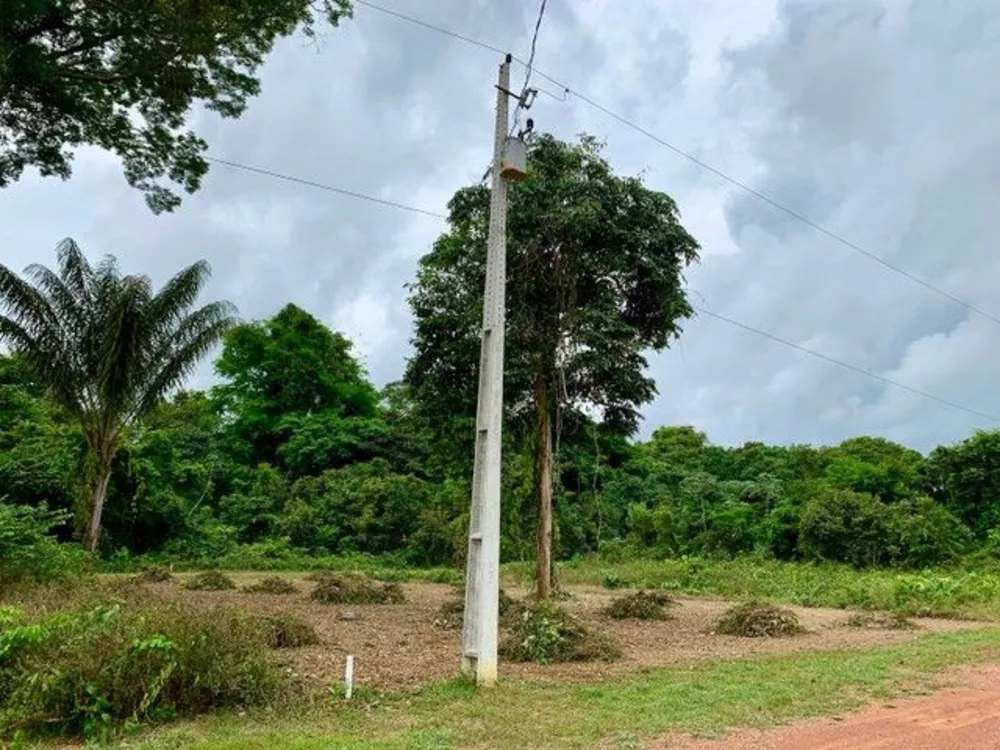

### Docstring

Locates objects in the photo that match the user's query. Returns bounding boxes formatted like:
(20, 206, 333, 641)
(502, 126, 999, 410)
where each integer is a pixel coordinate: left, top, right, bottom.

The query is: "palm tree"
(0, 239, 236, 550)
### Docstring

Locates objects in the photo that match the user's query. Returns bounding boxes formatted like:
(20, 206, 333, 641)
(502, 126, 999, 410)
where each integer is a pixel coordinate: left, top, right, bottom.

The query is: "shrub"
(0, 601, 280, 741)
(713, 600, 805, 637)
(134, 565, 173, 584)
(244, 576, 297, 595)
(309, 573, 405, 605)
(0, 503, 83, 584)
(603, 590, 673, 620)
(499, 601, 620, 664)
(844, 611, 916, 630)
(260, 614, 319, 648)
(601, 572, 626, 590)
(183, 571, 236, 591)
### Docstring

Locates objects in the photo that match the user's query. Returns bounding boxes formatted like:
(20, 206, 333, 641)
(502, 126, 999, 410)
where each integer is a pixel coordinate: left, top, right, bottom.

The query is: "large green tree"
(0, 239, 235, 550)
(0, 0, 351, 211)
(212, 303, 380, 470)
(406, 134, 700, 597)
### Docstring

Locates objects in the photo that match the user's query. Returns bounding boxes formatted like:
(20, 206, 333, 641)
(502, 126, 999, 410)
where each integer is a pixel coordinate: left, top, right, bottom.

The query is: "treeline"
(3, 302, 1000, 571)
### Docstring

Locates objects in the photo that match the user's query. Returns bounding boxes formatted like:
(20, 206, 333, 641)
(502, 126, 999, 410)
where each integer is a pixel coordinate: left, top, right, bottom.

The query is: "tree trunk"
(85, 458, 113, 552)
(534, 373, 554, 600)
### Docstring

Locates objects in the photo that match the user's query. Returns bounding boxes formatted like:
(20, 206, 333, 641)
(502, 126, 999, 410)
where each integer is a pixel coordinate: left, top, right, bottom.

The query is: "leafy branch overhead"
(0, 0, 352, 211)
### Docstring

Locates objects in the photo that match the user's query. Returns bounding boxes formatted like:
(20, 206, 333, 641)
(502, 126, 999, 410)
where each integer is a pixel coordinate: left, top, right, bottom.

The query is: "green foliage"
(0, 502, 82, 584)
(0, 0, 351, 212)
(308, 572, 405, 605)
(498, 600, 620, 664)
(602, 590, 673, 620)
(0, 600, 280, 740)
(714, 601, 805, 638)
(602, 572, 625, 589)
(183, 571, 236, 591)
(244, 576, 297, 595)
(0, 240, 235, 551)
(433, 588, 518, 630)
(260, 614, 319, 649)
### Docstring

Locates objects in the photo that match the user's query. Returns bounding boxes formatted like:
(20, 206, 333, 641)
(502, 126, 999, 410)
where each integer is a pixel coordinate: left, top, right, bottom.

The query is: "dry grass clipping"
(133, 565, 173, 584)
(714, 600, 805, 638)
(309, 572, 405, 605)
(602, 590, 673, 620)
(844, 611, 917, 630)
(183, 571, 236, 591)
(260, 614, 320, 648)
(244, 577, 298, 595)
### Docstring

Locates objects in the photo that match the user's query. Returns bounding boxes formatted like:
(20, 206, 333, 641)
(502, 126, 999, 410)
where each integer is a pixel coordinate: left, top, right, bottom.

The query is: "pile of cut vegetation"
(309, 572, 405, 605)
(844, 611, 917, 630)
(133, 565, 173, 584)
(433, 587, 519, 630)
(183, 570, 236, 591)
(602, 590, 673, 620)
(244, 576, 297, 595)
(499, 600, 620, 664)
(260, 613, 319, 648)
(713, 600, 805, 638)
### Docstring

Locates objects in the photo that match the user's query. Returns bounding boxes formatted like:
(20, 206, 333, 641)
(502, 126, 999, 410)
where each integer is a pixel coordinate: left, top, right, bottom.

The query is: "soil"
(663, 663, 1000, 749)
(152, 574, 985, 692)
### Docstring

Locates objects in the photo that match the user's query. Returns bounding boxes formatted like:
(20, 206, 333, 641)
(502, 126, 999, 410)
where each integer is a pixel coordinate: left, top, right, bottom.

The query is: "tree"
(212, 303, 379, 469)
(406, 134, 700, 597)
(0, 239, 235, 550)
(0, 0, 351, 212)
(927, 429, 1000, 536)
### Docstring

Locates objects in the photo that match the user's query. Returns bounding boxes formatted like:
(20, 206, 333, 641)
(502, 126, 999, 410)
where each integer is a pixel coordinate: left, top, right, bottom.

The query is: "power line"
(354, 0, 1000, 328)
(206, 157, 447, 220)
(510, 0, 548, 135)
(694, 304, 1000, 425)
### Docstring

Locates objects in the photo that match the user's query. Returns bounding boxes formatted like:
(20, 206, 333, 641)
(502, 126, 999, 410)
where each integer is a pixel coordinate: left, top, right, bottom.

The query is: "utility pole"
(461, 53, 519, 687)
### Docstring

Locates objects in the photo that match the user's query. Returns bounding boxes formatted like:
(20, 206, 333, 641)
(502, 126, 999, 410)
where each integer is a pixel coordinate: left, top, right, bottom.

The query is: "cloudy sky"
(3, 0, 999, 452)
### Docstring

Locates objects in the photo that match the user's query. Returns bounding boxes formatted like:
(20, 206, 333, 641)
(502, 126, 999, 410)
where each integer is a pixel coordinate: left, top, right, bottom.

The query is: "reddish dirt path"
(667, 663, 1000, 750)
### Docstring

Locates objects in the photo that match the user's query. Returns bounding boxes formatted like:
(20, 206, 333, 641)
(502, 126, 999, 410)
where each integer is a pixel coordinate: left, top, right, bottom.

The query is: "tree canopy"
(0, 0, 351, 211)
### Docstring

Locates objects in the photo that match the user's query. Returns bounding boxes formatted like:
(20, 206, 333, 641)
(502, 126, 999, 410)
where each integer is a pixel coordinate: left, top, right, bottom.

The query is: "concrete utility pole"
(461, 53, 517, 687)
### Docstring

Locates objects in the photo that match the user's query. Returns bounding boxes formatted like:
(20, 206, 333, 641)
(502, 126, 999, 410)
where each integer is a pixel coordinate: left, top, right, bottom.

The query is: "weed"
(183, 571, 236, 591)
(603, 590, 673, 620)
(261, 614, 319, 649)
(714, 601, 805, 638)
(844, 611, 917, 630)
(309, 573, 405, 605)
(499, 601, 620, 664)
(602, 572, 625, 590)
(244, 577, 297, 595)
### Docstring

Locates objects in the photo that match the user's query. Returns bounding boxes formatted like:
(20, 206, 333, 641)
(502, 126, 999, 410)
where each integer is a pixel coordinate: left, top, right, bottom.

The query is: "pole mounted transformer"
(461, 53, 528, 687)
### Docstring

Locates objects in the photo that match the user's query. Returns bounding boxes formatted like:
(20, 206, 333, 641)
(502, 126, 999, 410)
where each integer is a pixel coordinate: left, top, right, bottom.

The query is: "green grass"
(535, 556, 1000, 619)
(121, 627, 1000, 750)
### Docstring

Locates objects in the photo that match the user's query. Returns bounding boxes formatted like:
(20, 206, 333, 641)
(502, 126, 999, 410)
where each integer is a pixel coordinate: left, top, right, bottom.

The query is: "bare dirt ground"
(152, 573, 985, 692)
(663, 663, 1000, 749)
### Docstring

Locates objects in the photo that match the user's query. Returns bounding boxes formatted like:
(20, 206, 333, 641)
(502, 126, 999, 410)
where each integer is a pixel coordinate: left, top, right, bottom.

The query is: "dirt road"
(668, 663, 1000, 749)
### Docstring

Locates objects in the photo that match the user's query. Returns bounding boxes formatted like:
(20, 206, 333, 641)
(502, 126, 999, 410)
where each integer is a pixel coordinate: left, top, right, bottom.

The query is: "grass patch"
(714, 601, 805, 637)
(499, 600, 620, 664)
(183, 571, 237, 591)
(120, 626, 1000, 750)
(844, 611, 917, 630)
(535, 557, 1000, 620)
(603, 590, 673, 620)
(309, 573, 405, 605)
(261, 614, 319, 649)
(244, 577, 297, 595)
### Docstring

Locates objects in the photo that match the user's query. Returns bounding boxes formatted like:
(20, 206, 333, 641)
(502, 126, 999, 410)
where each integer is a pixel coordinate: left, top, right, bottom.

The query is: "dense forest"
(3, 299, 1000, 574)
(3, 135, 1000, 581)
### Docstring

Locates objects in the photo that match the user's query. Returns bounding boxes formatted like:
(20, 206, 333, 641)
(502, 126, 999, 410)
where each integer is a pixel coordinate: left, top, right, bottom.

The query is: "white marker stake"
(344, 654, 355, 700)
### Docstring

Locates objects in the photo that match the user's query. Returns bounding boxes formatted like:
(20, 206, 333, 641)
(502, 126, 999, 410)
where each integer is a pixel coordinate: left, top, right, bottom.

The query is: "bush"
(0, 601, 280, 741)
(713, 601, 805, 637)
(844, 611, 916, 630)
(0, 503, 83, 584)
(309, 573, 405, 605)
(603, 590, 673, 620)
(601, 572, 625, 590)
(183, 571, 236, 591)
(260, 614, 319, 648)
(244, 576, 297, 595)
(499, 601, 620, 664)
(134, 565, 173, 584)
